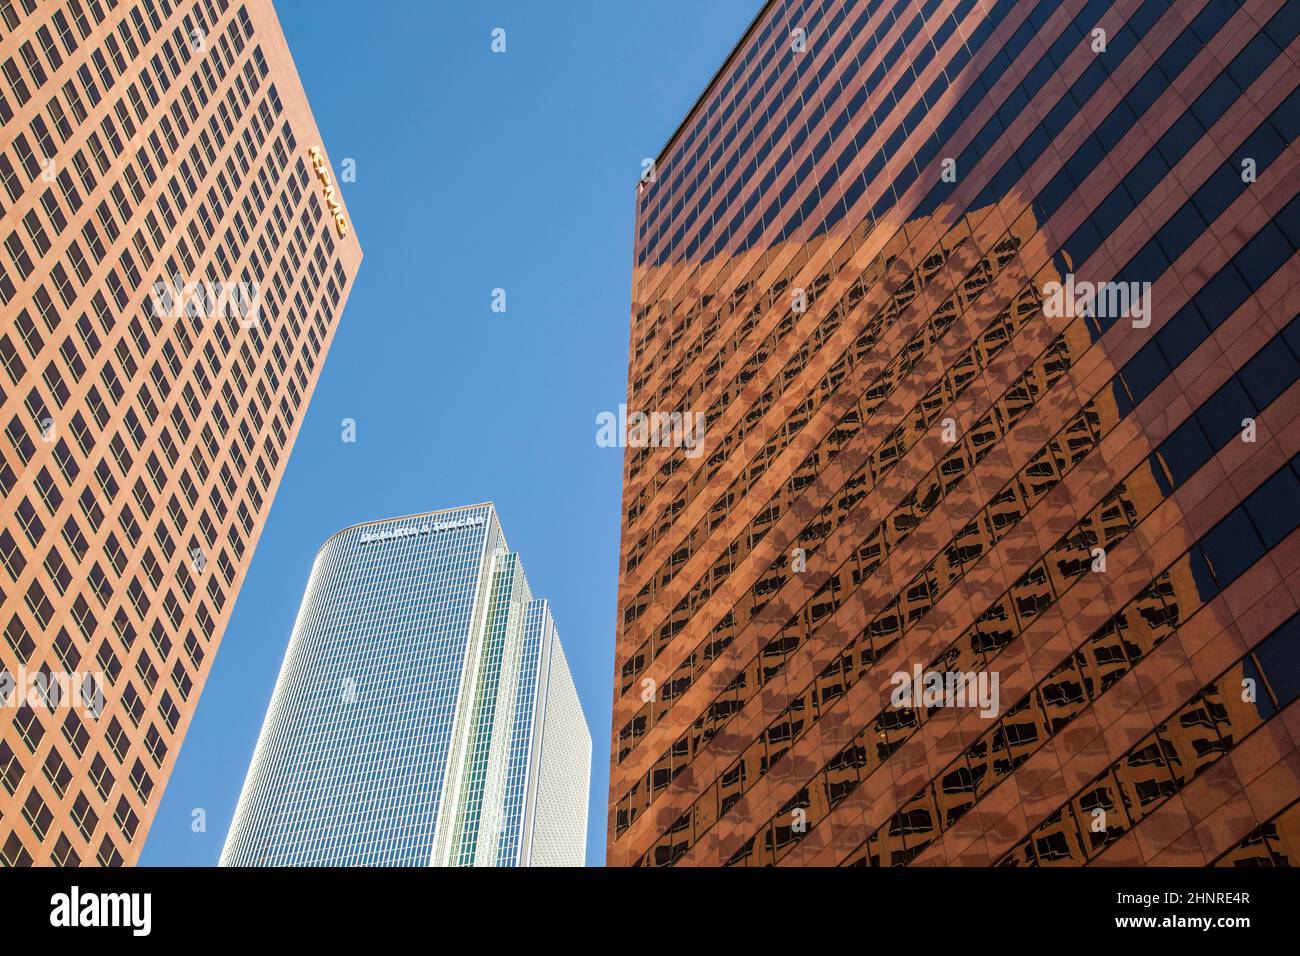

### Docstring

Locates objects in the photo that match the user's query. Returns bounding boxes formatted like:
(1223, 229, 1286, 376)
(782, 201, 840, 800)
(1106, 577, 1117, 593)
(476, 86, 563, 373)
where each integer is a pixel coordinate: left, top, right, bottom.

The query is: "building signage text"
(360, 514, 485, 544)
(308, 146, 349, 238)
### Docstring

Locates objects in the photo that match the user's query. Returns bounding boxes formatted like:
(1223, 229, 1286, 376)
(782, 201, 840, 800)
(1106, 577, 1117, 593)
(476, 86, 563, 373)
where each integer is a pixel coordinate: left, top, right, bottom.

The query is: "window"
(0, 155, 21, 202)
(23, 579, 53, 627)
(4, 614, 34, 661)
(128, 758, 153, 801)
(97, 641, 122, 684)
(122, 682, 145, 725)
(2, 57, 31, 106)
(0, 528, 25, 580)
(42, 545, 71, 594)
(0, 740, 24, 795)
(52, 12, 78, 55)
(143, 724, 167, 767)
(41, 748, 72, 797)
(21, 209, 49, 255)
(135, 651, 159, 691)
(5, 230, 34, 278)
(50, 833, 80, 866)
(40, 187, 67, 232)
(18, 42, 46, 89)
(21, 789, 53, 840)
(1, 831, 33, 867)
(88, 753, 113, 799)
(158, 692, 180, 733)
(172, 660, 192, 700)
(96, 836, 123, 867)
(61, 712, 89, 757)
(71, 791, 97, 840)
(13, 704, 44, 751)
(104, 717, 129, 761)
(113, 796, 139, 840)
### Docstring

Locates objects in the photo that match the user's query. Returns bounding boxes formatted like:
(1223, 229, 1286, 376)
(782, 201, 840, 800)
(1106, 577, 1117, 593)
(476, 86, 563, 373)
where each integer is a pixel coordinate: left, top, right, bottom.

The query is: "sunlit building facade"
(221, 503, 591, 867)
(0, 0, 361, 866)
(610, 0, 1300, 866)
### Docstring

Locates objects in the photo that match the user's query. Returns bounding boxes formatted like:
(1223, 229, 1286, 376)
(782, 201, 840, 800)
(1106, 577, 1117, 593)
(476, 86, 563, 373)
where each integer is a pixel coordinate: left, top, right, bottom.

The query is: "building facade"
(0, 0, 361, 866)
(611, 0, 1300, 866)
(221, 504, 591, 867)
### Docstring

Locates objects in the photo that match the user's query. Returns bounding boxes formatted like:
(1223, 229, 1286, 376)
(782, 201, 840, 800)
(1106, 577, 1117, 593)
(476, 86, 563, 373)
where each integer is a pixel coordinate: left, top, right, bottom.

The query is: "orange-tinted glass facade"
(611, 0, 1300, 866)
(0, 0, 360, 865)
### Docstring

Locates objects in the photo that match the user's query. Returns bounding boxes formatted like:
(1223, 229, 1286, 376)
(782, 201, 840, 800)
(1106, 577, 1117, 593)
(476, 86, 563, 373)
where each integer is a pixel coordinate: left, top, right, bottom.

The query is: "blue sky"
(140, 0, 764, 866)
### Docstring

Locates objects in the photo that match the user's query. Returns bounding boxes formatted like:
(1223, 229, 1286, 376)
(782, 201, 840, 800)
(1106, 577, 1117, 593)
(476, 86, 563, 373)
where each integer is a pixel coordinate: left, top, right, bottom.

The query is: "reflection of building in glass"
(222, 504, 590, 867)
(1218, 787, 1300, 867)
(0, 1, 361, 867)
(610, 0, 1300, 867)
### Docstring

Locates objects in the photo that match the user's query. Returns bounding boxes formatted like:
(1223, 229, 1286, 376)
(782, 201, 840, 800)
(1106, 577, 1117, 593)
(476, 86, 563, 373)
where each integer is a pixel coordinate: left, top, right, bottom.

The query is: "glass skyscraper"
(611, 0, 1300, 867)
(221, 503, 590, 866)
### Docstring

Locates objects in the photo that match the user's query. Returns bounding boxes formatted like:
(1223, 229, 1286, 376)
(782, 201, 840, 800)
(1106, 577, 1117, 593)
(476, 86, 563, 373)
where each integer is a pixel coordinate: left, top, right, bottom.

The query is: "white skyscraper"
(220, 503, 591, 866)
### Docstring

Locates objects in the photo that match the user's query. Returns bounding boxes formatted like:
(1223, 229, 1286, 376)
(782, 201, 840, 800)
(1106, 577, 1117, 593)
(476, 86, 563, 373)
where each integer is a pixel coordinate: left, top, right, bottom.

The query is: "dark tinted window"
(1239, 337, 1299, 411)
(1200, 507, 1264, 589)
(1244, 465, 1300, 549)
(1157, 418, 1213, 487)
(1195, 378, 1254, 447)
(1254, 615, 1300, 708)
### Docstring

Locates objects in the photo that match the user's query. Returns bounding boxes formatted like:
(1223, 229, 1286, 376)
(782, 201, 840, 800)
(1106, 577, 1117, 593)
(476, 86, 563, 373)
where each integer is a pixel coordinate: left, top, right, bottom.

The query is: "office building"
(221, 503, 591, 866)
(0, 0, 362, 866)
(610, 0, 1300, 866)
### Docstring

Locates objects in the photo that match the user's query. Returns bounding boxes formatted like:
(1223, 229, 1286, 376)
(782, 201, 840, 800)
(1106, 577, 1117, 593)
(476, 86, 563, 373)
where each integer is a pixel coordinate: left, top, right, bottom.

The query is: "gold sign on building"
(308, 146, 349, 238)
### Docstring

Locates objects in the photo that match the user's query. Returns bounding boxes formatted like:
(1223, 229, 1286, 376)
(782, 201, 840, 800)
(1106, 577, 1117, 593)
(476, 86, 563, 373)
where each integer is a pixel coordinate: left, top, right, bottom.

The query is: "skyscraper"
(221, 503, 591, 867)
(0, 0, 361, 866)
(611, 0, 1300, 866)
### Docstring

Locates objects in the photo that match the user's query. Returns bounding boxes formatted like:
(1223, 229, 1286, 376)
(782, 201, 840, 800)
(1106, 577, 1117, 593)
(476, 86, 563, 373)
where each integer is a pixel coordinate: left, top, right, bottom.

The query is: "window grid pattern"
(0, 0, 361, 867)
(611, 0, 1300, 868)
(221, 504, 590, 867)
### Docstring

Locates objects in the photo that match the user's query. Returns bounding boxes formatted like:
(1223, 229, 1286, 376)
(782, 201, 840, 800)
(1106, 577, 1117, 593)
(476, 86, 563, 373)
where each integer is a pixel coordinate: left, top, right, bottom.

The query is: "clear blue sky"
(140, 0, 764, 866)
